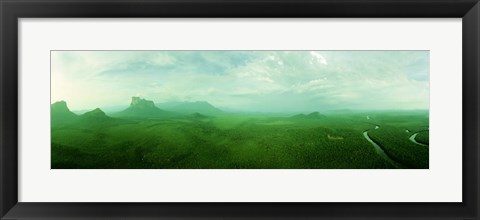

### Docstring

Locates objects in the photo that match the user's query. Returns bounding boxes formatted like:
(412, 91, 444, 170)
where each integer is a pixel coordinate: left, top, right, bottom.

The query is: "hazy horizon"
(51, 51, 429, 112)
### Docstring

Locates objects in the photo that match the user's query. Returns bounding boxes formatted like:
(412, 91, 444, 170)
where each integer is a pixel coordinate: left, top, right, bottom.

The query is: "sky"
(51, 51, 429, 113)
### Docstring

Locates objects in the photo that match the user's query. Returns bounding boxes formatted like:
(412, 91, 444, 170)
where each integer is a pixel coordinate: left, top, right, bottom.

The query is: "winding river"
(409, 132, 428, 147)
(363, 127, 404, 168)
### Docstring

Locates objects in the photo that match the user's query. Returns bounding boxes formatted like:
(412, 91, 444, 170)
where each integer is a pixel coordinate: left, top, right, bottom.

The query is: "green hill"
(307, 111, 326, 119)
(191, 112, 209, 119)
(51, 101, 78, 124)
(80, 108, 114, 122)
(77, 107, 127, 127)
(291, 111, 326, 120)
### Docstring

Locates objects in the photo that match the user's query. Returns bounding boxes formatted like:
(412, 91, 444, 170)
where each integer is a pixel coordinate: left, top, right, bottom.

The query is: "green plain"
(51, 111, 429, 169)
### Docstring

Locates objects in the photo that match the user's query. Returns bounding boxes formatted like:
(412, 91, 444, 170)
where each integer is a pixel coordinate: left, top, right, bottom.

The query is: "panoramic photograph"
(51, 50, 429, 169)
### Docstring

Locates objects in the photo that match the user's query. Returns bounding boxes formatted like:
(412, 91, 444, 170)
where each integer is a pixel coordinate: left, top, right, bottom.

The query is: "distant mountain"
(80, 108, 111, 120)
(114, 97, 174, 118)
(307, 111, 326, 118)
(51, 101, 78, 124)
(75, 105, 128, 114)
(290, 111, 326, 120)
(191, 112, 209, 119)
(77, 108, 125, 127)
(157, 101, 223, 115)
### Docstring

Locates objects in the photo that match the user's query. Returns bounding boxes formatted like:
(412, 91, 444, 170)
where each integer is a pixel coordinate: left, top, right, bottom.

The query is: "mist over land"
(51, 97, 429, 169)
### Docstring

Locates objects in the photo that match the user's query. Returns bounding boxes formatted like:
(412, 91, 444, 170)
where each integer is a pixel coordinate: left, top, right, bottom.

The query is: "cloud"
(51, 51, 429, 112)
(310, 51, 328, 65)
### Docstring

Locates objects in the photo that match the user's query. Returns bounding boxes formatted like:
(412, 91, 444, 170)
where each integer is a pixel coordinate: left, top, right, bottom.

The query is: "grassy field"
(51, 109, 429, 169)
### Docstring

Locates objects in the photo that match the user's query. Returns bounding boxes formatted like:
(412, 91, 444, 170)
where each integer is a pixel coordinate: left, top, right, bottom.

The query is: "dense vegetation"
(51, 99, 429, 169)
(367, 112, 429, 169)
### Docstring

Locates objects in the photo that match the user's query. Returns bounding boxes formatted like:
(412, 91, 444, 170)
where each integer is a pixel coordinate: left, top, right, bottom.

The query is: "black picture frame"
(1, 0, 479, 219)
